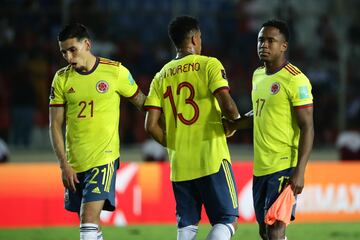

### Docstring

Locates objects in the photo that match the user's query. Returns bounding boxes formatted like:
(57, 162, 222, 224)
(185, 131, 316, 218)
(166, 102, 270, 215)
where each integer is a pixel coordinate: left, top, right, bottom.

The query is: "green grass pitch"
(0, 222, 359, 240)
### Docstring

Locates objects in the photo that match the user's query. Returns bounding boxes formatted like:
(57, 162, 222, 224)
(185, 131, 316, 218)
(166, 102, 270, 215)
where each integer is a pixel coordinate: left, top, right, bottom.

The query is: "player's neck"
(264, 58, 288, 75)
(175, 47, 196, 59)
(84, 54, 97, 72)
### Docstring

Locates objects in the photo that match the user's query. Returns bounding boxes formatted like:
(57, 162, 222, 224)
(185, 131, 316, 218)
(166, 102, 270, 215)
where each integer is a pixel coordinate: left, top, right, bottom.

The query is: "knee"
(267, 221, 286, 240)
(79, 201, 104, 224)
(80, 209, 99, 224)
(231, 218, 238, 231)
(224, 218, 238, 237)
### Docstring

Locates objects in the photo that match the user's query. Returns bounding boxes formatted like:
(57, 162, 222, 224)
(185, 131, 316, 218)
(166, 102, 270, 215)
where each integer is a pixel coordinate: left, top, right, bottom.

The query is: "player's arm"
(225, 109, 254, 133)
(144, 108, 166, 147)
(49, 106, 79, 192)
(289, 105, 314, 195)
(214, 89, 241, 136)
(214, 89, 240, 120)
(128, 89, 147, 112)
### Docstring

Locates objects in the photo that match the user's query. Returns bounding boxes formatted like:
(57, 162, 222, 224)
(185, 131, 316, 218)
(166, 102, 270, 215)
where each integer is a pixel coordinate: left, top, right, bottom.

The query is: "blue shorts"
(65, 159, 119, 213)
(253, 167, 296, 227)
(172, 160, 239, 228)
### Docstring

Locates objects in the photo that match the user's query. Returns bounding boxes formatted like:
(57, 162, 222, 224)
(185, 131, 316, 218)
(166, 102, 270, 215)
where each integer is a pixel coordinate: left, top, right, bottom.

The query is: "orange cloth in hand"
(264, 185, 296, 226)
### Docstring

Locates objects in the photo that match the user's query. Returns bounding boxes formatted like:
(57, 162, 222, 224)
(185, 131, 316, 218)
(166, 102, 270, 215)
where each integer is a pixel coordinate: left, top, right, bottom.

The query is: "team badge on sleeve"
(270, 82, 280, 94)
(96, 80, 109, 93)
(299, 86, 309, 99)
(128, 73, 135, 85)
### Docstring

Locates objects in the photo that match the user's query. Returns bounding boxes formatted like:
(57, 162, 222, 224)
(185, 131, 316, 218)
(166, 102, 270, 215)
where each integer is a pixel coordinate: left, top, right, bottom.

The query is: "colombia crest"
(270, 82, 280, 95)
(96, 80, 109, 93)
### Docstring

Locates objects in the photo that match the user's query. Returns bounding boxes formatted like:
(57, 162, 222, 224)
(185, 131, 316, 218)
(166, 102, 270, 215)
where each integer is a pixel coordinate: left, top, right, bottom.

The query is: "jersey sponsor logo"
(49, 87, 55, 99)
(299, 86, 309, 99)
(67, 87, 75, 93)
(270, 82, 280, 95)
(96, 80, 109, 93)
(92, 187, 101, 194)
(221, 69, 228, 80)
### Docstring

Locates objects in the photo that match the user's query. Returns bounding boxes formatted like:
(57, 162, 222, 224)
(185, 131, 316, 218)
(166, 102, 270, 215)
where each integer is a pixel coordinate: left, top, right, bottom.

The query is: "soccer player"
(251, 20, 314, 240)
(144, 16, 240, 240)
(49, 23, 145, 240)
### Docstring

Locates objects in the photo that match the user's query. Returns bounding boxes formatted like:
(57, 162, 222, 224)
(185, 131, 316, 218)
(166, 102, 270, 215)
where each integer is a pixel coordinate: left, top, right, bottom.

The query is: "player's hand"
(288, 169, 305, 195)
(244, 109, 254, 117)
(61, 163, 79, 193)
(222, 117, 236, 137)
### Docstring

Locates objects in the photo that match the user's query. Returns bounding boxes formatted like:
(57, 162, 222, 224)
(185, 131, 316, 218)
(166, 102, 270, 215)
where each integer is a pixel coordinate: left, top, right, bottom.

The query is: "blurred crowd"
(0, 0, 359, 153)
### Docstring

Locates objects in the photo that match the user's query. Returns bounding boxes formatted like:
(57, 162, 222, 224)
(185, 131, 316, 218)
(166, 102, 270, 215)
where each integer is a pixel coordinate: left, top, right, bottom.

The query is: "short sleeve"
(144, 73, 162, 110)
(207, 57, 230, 94)
(117, 65, 139, 98)
(289, 74, 313, 107)
(49, 72, 65, 106)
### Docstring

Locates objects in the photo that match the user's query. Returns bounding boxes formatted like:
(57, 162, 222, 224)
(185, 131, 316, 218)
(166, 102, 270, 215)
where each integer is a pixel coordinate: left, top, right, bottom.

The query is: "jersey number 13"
(163, 82, 199, 126)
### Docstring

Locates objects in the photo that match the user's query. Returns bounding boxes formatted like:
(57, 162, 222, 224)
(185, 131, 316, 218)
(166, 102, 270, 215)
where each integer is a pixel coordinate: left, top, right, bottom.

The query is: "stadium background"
(0, 0, 360, 237)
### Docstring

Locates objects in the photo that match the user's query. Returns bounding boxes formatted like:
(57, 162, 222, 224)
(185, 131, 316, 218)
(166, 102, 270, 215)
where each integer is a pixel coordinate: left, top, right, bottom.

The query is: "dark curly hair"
(262, 19, 290, 42)
(168, 16, 200, 48)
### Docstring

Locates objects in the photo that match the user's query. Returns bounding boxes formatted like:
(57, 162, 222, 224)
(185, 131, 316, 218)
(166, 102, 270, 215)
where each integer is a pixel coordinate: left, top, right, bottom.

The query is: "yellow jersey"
(252, 62, 313, 176)
(145, 54, 231, 181)
(49, 57, 139, 172)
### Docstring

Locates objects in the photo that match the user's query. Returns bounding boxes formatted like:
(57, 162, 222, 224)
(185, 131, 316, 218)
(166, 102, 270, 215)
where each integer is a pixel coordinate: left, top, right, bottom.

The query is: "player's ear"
(191, 32, 200, 47)
(281, 41, 288, 53)
(191, 34, 196, 46)
(84, 38, 91, 51)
